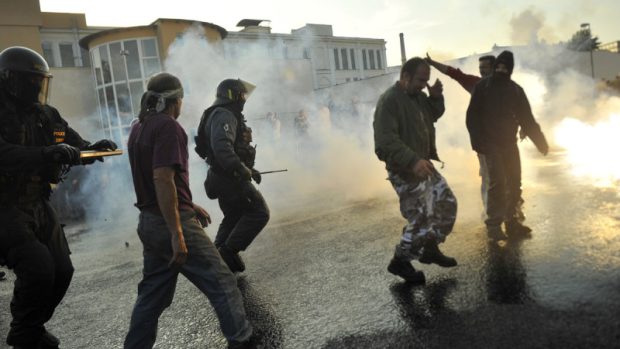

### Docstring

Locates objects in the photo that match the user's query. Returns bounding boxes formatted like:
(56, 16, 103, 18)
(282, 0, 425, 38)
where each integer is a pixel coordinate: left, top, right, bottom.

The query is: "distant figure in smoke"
(426, 53, 527, 222)
(294, 109, 310, 138)
(195, 78, 270, 274)
(125, 73, 254, 348)
(266, 111, 281, 142)
(374, 57, 458, 284)
(0, 46, 117, 349)
(466, 50, 549, 241)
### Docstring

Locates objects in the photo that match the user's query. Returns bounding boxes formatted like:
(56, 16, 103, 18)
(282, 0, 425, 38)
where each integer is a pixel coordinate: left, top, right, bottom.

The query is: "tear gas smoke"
(53, 23, 620, 236)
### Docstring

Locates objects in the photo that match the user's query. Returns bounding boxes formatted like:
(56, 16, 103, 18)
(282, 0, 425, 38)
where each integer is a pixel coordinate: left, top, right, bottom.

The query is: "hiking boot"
(387, 258, 425, 284)
(505, 220, 532, 237)
(487, 225, 508, 241)
(218, 246, 246, 273)
(10, 330, 59, 349)
(38, 330, 60, 348)
(228, 334, 262, 349)
(419, 241, 457, 267)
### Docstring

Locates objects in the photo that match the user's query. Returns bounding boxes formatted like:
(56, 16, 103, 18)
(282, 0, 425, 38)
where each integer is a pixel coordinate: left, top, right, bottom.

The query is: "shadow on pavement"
(237, 276, 284, 349)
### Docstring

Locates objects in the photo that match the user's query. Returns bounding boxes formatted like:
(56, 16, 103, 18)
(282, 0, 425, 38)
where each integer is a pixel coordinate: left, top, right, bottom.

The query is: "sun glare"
(554, 114, 620, 187)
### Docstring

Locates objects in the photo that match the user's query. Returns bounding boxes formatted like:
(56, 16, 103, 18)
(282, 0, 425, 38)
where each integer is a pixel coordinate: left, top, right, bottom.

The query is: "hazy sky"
(40, 0, 620, 66)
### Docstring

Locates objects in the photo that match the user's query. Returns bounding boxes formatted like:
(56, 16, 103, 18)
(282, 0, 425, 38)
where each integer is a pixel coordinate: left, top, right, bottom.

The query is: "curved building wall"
(89, 37, 161, 145)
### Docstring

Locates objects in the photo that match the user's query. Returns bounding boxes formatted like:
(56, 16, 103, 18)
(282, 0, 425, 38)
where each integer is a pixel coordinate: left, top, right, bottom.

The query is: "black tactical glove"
(251, 168, 262, 184)
(87, 139, 118, 151)
(233, 164, 252, 181)
(42, 144, 81, 165)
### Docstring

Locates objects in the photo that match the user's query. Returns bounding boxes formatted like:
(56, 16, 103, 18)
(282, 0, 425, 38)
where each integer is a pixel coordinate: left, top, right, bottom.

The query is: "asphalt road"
(1, 151, 619, 348)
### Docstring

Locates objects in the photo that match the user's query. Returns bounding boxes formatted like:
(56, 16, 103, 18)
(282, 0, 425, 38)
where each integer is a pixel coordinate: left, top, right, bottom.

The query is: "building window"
(333, 48, 340, 70)
(350, 49, 356, 70)
(376, 50, 382, 69)
(91, 37, 161, 148)
(369, 50, 376, 70)
(42, 42, 55, 67)
(99, 45, 112, 84)
(283, 46, 288, 59)
(123, 40, 141, 79)
(142, 38, 160, 79)
(303, 48, 310, 59)
(80, 47, 91, 67)
(59, 43, 75, 67)
(341, 48, 348, 70)
(362, 49, 368, 70)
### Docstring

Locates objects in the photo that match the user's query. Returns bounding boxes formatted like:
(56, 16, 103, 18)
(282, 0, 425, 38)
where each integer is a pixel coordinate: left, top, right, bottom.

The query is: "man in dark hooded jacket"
(466, 50, 548, 240)
(195, 79, 269, 274)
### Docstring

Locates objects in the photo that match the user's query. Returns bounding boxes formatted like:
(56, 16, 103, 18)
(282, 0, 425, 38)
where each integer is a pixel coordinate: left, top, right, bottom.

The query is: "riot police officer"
(0, 46, 117, 349)
(195, 78, 270, 273)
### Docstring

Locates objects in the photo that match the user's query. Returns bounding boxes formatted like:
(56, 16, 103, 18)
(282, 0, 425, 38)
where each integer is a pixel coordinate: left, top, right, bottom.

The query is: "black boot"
(505, 220, 532, 237)
(38, 330, 60, 349)
(218, 246, 246, 273)
(387, 258, 425, 284)
(487, 225, 508, 241)
(419, 241, 457, 267)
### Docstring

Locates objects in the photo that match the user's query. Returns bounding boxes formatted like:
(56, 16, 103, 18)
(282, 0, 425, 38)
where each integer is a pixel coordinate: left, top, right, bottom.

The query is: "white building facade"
(226, 21, 388, 89)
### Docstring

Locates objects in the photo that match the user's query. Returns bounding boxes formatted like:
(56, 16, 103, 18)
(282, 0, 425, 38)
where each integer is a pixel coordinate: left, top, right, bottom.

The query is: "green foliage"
(566, 28, 601, 51)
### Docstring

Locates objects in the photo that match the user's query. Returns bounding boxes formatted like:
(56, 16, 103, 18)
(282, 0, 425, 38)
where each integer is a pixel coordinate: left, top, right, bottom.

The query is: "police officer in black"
(195, 79, 270, 273)
(0, 46, 117, 349)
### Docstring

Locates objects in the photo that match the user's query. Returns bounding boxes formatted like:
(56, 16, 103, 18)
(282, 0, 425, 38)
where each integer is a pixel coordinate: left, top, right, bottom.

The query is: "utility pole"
(581, 23, 595, 78)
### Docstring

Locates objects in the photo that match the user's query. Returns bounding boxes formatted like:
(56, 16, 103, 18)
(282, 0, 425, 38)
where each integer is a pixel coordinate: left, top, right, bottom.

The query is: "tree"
(566, 28, 601, 51)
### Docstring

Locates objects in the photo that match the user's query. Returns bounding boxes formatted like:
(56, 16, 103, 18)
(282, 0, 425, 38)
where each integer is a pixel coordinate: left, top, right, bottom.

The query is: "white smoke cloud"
(56, 20, 620, 235)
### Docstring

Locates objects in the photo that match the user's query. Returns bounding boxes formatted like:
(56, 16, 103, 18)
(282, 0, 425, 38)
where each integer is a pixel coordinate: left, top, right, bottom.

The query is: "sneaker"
(218, 246, 246, 273)
(387, 258, 425, 284)
(505, 220, 532, 237)
(487, 226, 508, 241)
(419, 241, 457, 267)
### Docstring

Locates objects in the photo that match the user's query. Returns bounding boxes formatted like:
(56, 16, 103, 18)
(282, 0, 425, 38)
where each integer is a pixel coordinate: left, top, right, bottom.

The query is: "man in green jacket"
(373, 57, 457, 284)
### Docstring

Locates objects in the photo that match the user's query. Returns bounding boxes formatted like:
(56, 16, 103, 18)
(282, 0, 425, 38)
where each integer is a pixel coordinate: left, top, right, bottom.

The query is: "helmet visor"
(9, 71, 52, 105)
(239, 79, 256, 98)
(37, 75, 51, 105)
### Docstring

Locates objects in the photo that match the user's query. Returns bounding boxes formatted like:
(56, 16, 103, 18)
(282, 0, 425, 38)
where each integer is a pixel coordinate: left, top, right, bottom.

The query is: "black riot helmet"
(0, 46, 53, 105)
(213, 78, 256, 110)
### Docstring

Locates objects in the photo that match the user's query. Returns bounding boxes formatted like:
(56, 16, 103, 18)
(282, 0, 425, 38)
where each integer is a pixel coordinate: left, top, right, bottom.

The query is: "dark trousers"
(124, 210, 252, 348)
(213, 182, 270, 252)
(0, 200, 74, 347)
(484, 144, 522, 228)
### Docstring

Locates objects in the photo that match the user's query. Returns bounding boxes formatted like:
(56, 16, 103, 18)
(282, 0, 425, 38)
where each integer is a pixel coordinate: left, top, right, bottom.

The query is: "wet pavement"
(1, 150, 619, 348)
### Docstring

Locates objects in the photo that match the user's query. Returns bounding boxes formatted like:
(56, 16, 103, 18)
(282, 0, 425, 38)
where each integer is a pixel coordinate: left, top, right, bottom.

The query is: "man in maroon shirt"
(125, 73, 254, 349)
(426, 53, 525, 223)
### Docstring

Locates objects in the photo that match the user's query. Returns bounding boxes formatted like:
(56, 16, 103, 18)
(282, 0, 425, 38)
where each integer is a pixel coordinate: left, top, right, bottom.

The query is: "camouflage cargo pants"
(388, 170, 457, 261)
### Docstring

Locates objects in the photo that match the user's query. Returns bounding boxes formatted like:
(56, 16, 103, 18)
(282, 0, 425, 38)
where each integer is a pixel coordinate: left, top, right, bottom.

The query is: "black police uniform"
(0, 46, 116, 348)
(0, 86, 93, 347)
(196, 101, 270, 270)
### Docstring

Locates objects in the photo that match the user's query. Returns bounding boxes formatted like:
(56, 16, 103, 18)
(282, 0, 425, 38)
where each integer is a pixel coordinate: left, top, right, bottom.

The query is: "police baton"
(259, 169, 288, 175)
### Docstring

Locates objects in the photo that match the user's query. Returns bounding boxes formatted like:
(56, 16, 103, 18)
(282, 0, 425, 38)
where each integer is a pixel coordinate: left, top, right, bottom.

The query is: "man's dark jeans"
(124, 210, 252, 349)
(484, 144, 522, 228)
